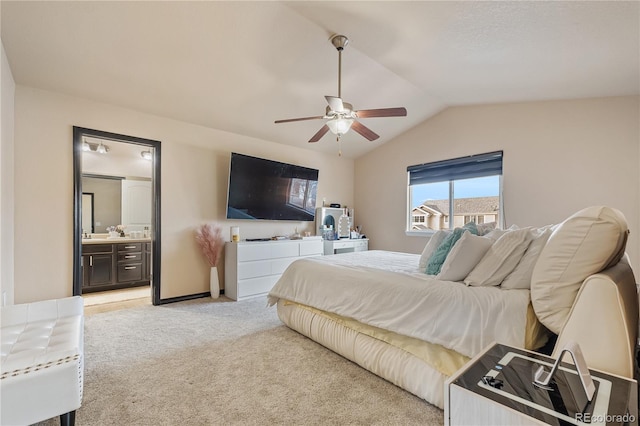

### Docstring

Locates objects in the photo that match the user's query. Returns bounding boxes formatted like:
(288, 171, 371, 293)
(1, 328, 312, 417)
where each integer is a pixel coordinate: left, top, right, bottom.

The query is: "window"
(288, 178, 317, 214)
(407, 151, 503, 233)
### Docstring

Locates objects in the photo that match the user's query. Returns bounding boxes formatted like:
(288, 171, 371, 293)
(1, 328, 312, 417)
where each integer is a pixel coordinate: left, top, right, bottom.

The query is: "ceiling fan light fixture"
(326, 117, 354, 136)
(141, 150, 152, 160)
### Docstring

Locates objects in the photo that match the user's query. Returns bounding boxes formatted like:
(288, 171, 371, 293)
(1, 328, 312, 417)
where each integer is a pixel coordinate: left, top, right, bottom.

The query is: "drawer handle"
(124, 255, 137, 259)
(124, 245, 136, 249)
(124, 266, 137, 270)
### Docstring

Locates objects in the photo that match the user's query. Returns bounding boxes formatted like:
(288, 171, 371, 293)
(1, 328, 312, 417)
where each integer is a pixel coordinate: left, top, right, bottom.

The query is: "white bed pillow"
(501, 226, 553, 290)
(437, 232, 493, 282)
(482, 224, 518, 242)
(418, 230, 450, 271)
(464, 227, 534, 287)
(531, 206, 629, 334)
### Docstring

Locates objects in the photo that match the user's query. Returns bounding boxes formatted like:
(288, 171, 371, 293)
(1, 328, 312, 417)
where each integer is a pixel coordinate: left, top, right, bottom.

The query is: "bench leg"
(60, 410, 76, 426)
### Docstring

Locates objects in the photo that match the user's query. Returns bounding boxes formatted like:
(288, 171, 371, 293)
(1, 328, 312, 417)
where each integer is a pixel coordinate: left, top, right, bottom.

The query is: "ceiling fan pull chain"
(337, 135, 342, 157)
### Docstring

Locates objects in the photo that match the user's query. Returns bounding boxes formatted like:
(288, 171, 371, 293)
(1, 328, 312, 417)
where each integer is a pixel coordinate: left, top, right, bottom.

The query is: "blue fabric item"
(462, 221, 478, 235)
(425, 222, 479, 275)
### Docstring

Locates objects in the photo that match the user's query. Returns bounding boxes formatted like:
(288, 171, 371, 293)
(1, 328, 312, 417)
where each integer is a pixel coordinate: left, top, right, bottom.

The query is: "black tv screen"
(226, 153, 319, 221)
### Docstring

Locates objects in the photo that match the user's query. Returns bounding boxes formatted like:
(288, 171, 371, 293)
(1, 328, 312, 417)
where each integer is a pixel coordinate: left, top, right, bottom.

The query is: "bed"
(267, 206, 638, 409)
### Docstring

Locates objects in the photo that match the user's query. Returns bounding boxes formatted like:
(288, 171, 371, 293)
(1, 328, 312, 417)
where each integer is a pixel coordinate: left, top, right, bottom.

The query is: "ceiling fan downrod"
(331, 35, 349, 99)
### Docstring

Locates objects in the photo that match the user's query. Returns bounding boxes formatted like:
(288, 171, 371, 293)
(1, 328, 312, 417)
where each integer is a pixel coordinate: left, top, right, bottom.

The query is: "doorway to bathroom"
(72, 127, 162, 305)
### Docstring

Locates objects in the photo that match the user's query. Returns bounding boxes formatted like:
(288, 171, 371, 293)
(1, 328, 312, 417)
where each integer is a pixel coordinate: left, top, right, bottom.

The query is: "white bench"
(1, 296, 84, 426)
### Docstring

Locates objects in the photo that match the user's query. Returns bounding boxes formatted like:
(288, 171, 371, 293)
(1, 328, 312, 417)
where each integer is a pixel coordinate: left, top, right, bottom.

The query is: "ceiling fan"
(275, 34, 407, 153)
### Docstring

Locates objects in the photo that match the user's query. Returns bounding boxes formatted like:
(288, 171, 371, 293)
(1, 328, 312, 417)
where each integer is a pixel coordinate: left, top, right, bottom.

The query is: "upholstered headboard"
(553, 255, 638, 378)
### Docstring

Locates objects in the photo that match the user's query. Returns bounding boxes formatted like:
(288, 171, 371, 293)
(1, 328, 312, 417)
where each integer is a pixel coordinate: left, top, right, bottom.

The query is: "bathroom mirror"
(81, 174, 152, 233)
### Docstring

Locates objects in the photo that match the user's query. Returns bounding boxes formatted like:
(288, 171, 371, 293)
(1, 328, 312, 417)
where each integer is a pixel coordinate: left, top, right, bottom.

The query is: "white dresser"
(224, 239, 323, 301)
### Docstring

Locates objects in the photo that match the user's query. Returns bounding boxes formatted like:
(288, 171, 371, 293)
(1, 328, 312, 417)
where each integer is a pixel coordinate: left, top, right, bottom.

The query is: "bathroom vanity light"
(141, 150, 152, 160)
(83, 138, 109, 153)
(96, 142, 108, 154)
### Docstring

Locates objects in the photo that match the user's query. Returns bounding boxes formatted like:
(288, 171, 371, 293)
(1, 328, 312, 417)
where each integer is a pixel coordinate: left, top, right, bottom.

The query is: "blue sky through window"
(411, 175, 499, 208)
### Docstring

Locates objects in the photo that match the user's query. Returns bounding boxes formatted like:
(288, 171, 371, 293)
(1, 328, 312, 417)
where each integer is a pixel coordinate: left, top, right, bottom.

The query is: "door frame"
(72, 126, 162, 305)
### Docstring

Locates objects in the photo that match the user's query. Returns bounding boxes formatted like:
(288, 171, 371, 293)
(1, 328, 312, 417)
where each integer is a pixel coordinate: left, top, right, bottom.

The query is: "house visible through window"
(407, 151, 503, 232)
(288, 178, 317, 214)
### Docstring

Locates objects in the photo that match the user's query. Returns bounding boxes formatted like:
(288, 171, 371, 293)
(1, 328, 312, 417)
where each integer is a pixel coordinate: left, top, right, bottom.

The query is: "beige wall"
(355, 96, 640, 274)
(1, 40, 15, 305)
(81, 177, 122, 234)
(13, 86, 354, 303)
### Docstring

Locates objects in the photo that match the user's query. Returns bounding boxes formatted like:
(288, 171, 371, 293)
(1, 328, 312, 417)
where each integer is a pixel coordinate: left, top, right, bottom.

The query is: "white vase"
(210, 266, 220, 299)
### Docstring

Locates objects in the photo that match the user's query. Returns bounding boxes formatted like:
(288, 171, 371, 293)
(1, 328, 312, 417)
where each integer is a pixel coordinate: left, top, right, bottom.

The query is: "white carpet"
(36, 296, 444, 425)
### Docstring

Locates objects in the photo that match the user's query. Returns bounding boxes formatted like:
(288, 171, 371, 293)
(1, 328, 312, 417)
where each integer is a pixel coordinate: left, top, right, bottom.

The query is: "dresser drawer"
(237, 260, 272, 280)
(238, 242, 299, 261)
(117, 263, 143, 282)
(300, 240, 323, 256)
(118, 252, 142, 262)
(82, 244, 113, 254)
(332, 241, 352, 250)
(117, 243, 142, 252)
(237, 275, 280, 299)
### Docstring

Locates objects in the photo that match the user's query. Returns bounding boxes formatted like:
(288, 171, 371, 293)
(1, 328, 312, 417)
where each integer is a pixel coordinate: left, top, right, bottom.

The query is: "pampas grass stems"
(195, 223, 225, 266)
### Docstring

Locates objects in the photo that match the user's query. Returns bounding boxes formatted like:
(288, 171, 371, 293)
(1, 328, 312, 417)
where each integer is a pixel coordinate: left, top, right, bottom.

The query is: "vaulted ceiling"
(2, 1, 638, 158)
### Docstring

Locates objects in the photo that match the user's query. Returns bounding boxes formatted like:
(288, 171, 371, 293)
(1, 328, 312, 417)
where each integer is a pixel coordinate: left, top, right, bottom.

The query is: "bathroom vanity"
(81, 238, 151, 293)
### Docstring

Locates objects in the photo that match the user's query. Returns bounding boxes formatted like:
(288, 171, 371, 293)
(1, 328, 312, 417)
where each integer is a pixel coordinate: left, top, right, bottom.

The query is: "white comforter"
(268, 250, 532, 358)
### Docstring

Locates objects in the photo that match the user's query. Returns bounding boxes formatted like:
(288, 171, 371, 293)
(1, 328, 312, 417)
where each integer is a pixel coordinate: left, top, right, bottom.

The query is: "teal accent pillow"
(425, 222, 479, 275)
(462, 221, 478, 235)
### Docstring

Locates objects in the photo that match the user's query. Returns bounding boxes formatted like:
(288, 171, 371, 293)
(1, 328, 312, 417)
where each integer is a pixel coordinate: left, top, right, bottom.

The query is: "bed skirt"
(276, 299, 459, 409)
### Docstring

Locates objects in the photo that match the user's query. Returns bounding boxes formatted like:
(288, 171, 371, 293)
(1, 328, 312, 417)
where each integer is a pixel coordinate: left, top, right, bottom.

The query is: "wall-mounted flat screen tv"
(226, 153, 319, 221)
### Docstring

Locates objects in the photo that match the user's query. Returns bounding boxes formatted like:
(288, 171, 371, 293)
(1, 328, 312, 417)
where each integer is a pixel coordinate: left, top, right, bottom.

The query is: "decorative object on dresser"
(225, 239, 323, 301)
(445, 343, 637, 426)
(316, 207, 354, 240)
(195, 223, 226, 299)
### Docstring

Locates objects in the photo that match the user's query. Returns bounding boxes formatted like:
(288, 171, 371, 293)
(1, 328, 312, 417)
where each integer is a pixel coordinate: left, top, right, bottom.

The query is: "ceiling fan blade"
(275, 116, 324, 124)
(351, 121, 380, 141)
(325, 95, 344, 112)
(355, 107, 407, 118)
(309, 125, 330, 143)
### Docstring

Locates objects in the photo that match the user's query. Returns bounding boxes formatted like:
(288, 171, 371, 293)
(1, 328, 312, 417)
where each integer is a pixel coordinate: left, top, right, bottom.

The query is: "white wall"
(13, 86, 354, 303)
(1, 40, 15, 305)
(355, 96, 640, 273)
